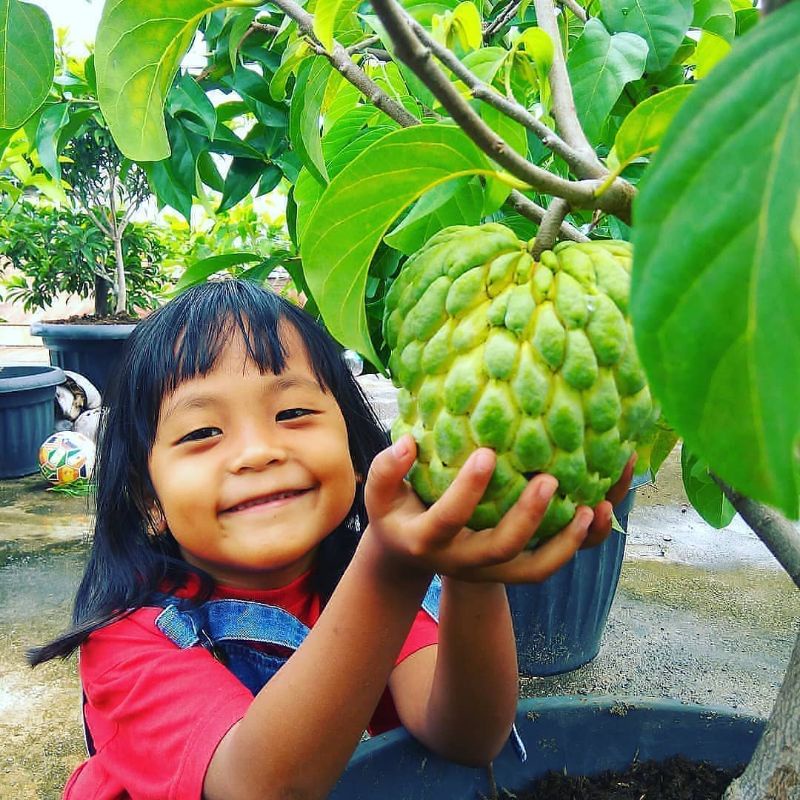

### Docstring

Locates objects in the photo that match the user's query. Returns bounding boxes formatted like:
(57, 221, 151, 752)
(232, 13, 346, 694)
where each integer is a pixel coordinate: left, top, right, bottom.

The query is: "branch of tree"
(483, 0, 522, 41)
(403, 12, 605, 179)
(531, 197, 571, 256)
(346, 34, 382, 54)
(507, 191, 589, 241)
(712, 475, 800, 591)
(270, 0, 418, 127)
(371, 0, 632, 219)
(556, 0, 588, 23)
(532, 0, 600, 168)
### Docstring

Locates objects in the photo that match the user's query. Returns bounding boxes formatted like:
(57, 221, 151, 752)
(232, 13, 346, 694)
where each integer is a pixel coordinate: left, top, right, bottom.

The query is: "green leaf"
(314, 0, 361, 50)
(480, 102, 527, 214)
(228, 8, 258, 70)
(568, 18, 648, 142)
(631, 2, 800, 518)
(734, 7, 759, 36)
(607, 83, 693, 174)
(302, 124, 492, 366)
(384, 176, 483, 254)
(174, 251, 262, 292)
(601, 0, 694, 73)
(218, 158, 264, 212)
(687, 29, 731, 78)
(648, 422, 679, 477)
(95, 0, 261, 161)
(35, 103, 71, 181)
(681, 446, 736, 528)
(167, 73, 217, 139)
(692, 0, 736, 42)
(0, 0, 54, 128)
(289, 57, 331, 185)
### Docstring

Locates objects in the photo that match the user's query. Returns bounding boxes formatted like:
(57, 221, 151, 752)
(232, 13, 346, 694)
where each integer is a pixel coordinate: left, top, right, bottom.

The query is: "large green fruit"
(383, 222, 658, 542)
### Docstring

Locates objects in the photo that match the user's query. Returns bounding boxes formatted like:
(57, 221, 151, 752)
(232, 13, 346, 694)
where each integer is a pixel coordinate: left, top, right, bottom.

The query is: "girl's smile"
(148, 326, 358, 590)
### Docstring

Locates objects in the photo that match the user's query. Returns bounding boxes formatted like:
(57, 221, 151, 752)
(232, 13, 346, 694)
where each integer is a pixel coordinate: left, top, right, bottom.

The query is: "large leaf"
(302, 124, 493, 366)
(568, 18, 648, 142)
(289, 57, 332, 186)
(601, 0, 694, 73)
(35, 102, 70, 180)
(631, 3, 800, 518)
(692, 0, 736, 43)
(0, 0, 54, 129)
(174, 251, 263, 292)
(95, 0, 261, 160)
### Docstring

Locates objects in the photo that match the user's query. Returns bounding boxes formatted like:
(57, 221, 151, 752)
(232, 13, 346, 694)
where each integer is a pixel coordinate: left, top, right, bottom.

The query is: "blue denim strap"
(421, 575, 442, 622)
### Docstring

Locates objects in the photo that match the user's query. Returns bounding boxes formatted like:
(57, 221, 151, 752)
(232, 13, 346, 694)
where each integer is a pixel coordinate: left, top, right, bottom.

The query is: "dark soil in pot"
(514, 755, 745, 799)
(43, 312, 141, 325)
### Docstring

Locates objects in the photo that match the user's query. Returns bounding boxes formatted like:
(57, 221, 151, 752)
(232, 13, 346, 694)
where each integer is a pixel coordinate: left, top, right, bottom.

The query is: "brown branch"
(532, 0, 600, 168)
(269, 0, 418, 127)
(346, 34, 382, 54)
(508, 191, 589, 242)
(712, 475, 800, 590)
(531, 197, 571, 256)
(556, 0, 588, 22)
(483, 0, 522, 41)
(404, 12, 605, 180)
(371, 0, 632, 219)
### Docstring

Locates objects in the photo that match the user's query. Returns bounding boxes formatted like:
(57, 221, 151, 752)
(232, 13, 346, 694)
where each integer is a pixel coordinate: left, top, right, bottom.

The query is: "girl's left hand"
(363, 434, 635, 585)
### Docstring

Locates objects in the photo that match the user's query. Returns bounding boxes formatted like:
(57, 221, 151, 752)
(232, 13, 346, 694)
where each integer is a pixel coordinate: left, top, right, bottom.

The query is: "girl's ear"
(148, 503, 167, 536)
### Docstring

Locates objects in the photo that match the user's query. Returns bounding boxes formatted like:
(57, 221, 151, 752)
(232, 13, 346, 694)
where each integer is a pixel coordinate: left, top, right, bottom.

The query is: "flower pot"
(332, 696, 765, 799)
(30, 321, 135, 394)
(506, 476, 646, 677)
(0, 364, 65, 478)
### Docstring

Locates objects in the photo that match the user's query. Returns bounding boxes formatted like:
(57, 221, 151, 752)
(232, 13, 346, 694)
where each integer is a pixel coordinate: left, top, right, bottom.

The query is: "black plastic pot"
(0, 364, 65, 478)
(332, 696, 765, 799)
(505, 476, 648, 677)
(30, 321, 135, 394)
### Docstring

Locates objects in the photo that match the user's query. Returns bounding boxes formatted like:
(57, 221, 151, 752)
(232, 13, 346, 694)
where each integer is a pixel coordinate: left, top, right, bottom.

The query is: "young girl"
(32, 279, 631, 800)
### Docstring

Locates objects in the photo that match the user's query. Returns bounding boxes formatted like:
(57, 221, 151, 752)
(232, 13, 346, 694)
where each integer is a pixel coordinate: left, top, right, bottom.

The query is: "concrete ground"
(0, 448, 798, 799)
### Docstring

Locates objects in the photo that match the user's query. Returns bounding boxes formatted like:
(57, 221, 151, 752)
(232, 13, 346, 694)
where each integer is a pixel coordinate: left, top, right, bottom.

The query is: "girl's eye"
(276, 408, 313, 421)
(178, 427, 221, 444)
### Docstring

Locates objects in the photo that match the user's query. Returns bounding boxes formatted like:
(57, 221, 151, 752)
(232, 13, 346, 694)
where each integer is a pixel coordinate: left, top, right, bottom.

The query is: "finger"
(583, 499, 613, 549)
(364, 434, 418, 518)
(606, 453, 637, 508)
(458, 505, 593, 583)
(452, 474, 558, 568)
(422, 448, 497, 544)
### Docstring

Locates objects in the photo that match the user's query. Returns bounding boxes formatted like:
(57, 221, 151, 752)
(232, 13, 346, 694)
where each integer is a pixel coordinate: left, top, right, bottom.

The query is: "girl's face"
(148, 325, 357, 590)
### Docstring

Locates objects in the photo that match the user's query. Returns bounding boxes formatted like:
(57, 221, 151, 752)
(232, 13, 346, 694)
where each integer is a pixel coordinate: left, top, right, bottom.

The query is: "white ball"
(38, 431, 96, 485)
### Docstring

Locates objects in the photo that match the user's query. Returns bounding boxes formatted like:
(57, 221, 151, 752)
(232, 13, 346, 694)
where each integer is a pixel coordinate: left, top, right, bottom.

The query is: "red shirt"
(63, 570, 438, 799)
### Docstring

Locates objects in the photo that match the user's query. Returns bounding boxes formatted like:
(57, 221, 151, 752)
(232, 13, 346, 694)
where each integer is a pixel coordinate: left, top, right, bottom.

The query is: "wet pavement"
(0, 449, 798, 798)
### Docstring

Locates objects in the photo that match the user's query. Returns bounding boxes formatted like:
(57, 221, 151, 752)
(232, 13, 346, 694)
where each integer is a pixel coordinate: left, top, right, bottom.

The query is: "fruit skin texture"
(383, 222, 658, 543)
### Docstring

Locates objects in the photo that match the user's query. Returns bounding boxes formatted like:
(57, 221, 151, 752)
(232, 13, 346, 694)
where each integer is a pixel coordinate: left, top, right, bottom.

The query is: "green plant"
(0, 202, 167, 314)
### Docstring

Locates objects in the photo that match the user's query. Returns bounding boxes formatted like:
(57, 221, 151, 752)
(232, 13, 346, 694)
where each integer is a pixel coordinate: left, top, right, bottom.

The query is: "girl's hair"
(30, 279, 389, 665)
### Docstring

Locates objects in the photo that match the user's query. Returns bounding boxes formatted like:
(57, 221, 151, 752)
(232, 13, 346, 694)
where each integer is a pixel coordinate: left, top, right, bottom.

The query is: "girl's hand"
(363, 434, 635, 585)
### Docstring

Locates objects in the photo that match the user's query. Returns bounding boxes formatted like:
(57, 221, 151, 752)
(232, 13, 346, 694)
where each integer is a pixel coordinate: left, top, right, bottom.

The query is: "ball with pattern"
(39, 431, 96, 485)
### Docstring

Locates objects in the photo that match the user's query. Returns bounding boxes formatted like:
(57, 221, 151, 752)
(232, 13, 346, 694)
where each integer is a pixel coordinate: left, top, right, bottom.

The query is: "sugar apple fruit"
(383, 222, 658, 542)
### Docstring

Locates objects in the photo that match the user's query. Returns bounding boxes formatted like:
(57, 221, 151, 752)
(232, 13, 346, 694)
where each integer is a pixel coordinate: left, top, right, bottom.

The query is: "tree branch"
(346, 34, 382, 54)
(404, 12, 605, 179)
(712, 475, 800, 591)
(371, 0, 632, 220)
(507, 191, 589, 241)
(556, 0, 588, 23)
(532, 0, 600, 168)
(531, 197, 571, 256)
(269, 0, 419, 127)
(483, 0, 522, 41)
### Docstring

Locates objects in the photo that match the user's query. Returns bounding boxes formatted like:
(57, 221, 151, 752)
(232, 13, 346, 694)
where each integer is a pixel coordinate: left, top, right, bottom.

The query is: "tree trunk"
(113, 233, 127, 314)
(94, 275, 110, 317)
(724, 629, 800, 799)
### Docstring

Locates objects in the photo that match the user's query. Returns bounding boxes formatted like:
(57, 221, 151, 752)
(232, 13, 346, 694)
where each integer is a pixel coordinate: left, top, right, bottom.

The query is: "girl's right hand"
(362, 434, 629, 585)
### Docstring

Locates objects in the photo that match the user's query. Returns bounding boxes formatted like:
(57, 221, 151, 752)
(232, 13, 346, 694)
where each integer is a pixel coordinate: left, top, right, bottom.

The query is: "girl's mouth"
(224, 489, 310, 514)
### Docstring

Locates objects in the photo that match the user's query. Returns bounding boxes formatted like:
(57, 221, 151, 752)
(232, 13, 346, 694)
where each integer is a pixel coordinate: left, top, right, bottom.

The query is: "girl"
(31, 279, 631, 800)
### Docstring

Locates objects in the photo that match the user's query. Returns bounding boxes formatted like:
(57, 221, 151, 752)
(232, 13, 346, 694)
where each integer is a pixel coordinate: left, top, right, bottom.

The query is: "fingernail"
(537, 475, 558, 500)
(393, 435, 410, 459)
(474, 449, 495, 473)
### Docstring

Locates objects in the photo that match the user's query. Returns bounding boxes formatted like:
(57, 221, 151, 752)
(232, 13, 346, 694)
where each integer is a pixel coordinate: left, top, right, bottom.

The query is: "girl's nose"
(228, 426, 287, 472)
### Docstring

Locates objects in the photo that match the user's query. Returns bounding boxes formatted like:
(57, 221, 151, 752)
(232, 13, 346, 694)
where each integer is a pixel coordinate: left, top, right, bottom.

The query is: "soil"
(512, 755, 745, 799)
(42, 312, 142, 324)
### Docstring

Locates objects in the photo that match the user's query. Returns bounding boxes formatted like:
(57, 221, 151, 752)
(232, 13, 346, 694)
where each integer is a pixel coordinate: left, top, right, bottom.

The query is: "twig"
(371, 0, 632, 219)
(270, 0, 418, 127)
(531, 197, 571, 256)
(712, 475, 800, 590)
(346, 34, 382, 54)
(483, 0, 522, 41)
(404, 12, 605, 179)
(556, 0, 588, 23)
(508, 191, 588, 241)
(532, 0, 599, 168)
